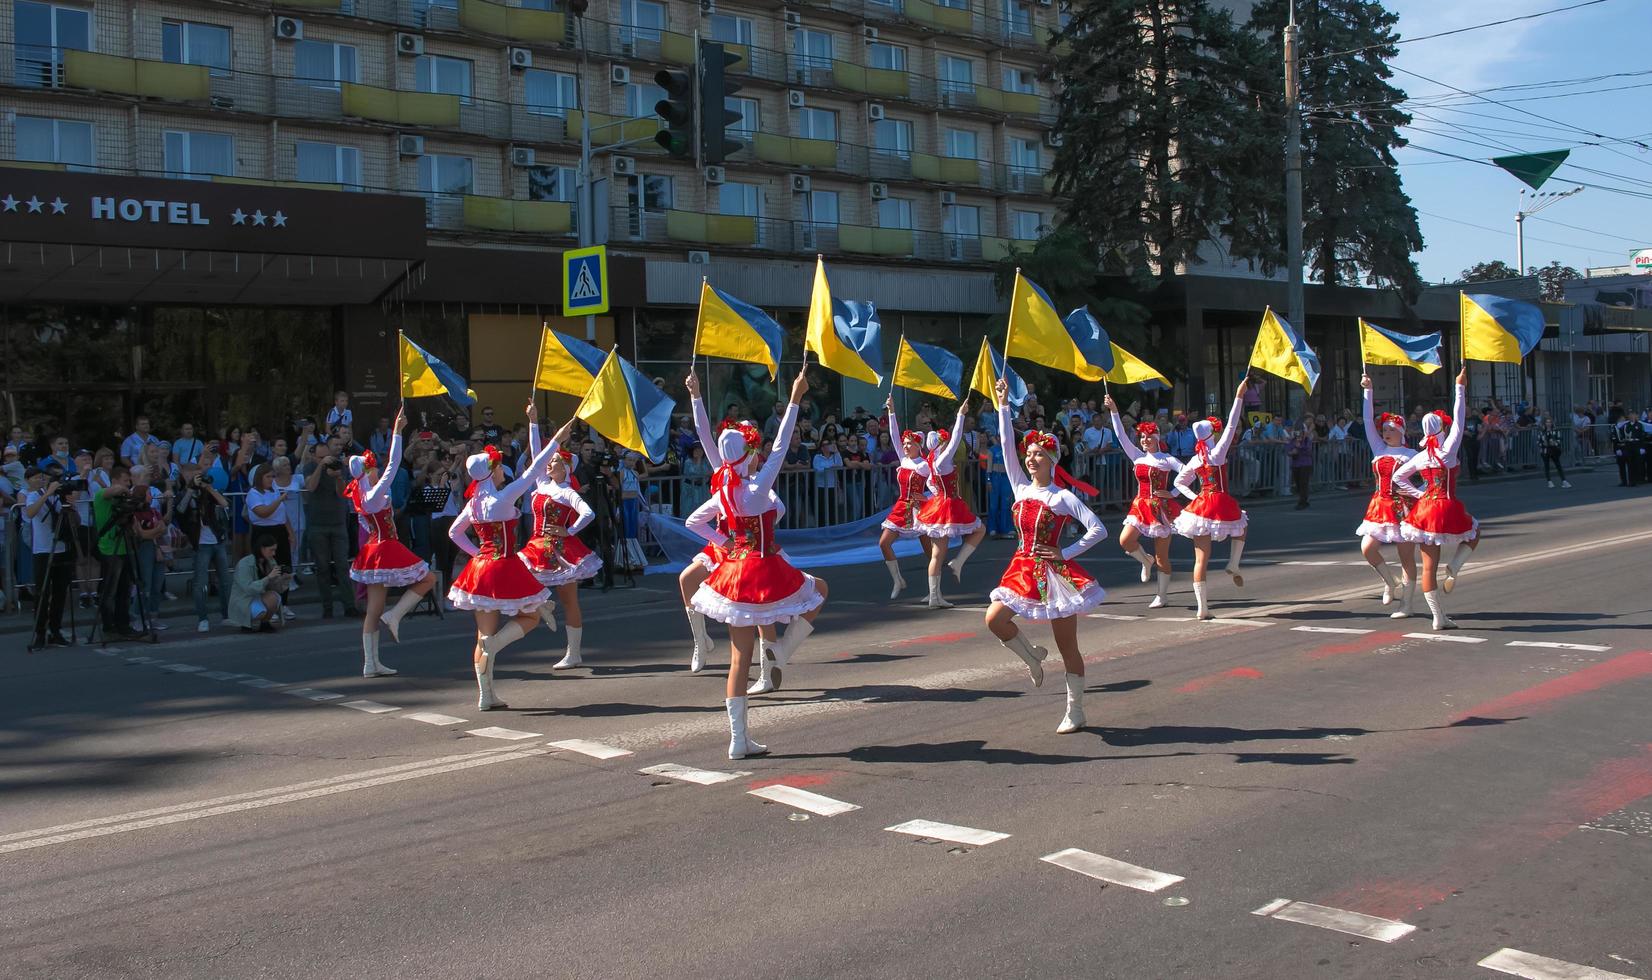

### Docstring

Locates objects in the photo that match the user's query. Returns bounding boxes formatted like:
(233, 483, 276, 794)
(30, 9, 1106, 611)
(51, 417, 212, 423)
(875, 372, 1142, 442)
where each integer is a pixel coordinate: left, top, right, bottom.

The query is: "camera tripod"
(93, 518, 161, 648)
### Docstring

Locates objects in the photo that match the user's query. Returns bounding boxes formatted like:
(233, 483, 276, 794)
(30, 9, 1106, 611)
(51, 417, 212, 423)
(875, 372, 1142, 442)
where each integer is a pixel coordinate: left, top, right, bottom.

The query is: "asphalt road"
(3, 471, 1649, 980)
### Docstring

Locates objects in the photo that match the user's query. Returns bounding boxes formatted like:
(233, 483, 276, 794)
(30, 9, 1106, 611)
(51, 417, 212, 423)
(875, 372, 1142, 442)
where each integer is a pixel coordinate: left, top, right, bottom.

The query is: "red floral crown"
(554, 448, 574, 464)
(1135, 421, 1159, 437)
(1377, 412, 1405, 431)
(1021, 430, 1058, 453)
(482, 444, 503, 467)
(900, 428, 924, 444)
(1204, 416, 1224, 435)
(360, 450, 378, 470)
(718, 419, 762, 448)
(1430, 410, 1452, 429)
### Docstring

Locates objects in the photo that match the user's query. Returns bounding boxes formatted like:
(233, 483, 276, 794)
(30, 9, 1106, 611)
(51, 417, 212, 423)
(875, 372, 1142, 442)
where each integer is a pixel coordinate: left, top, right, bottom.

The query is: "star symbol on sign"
(231, 208, 246, 225)
(49, 197, 67, 215)
(25, 196, 44, 213)
(1, 194, 17, 212)
(251, 210, 266, 226)
(271, 210, 287, 227)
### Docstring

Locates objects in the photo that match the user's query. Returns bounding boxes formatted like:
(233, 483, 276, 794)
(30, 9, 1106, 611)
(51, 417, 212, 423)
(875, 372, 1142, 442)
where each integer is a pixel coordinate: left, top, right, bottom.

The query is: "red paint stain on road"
(1455, 650, 1652, 720)
(1176, 667, 1263, 694)
(1307, 630, 1409, 660)
(746, 773, 836, 791)
(891, 631, 979, 648)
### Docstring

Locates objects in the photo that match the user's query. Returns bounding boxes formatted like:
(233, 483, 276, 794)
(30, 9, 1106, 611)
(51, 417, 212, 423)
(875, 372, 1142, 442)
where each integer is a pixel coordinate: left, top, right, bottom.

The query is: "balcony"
(456, 0, 566, 43)
(839, 223, 915, 256)
(342, 82, 460, 127)
(462, 195, 573, 233)
(751, 133, 840, 169)
(664, 210, 764, 247)
(63, 50, 209, 101)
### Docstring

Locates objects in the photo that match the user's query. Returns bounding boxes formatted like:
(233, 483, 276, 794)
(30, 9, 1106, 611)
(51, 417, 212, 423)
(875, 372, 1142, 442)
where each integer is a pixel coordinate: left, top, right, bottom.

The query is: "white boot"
(1149, 571, 1170, 609)
(1226, 540, 1246, 588)
(1372, 561, 1400, 605)
(1390, 575, 1416, 619)
(725, 696, 767, 760)
(926, 574, 953, 608)
(1423, 589, 1457, 631)
(1001, 632, 1046, 687)
(379, 588, 423, 642)
(475, 653, 507, 710)
(746, 640, 779, 695)
(1056, 673, 1086, 734)
(553, 625, 583, 669)
(946, 541, 978, 579)
(1193, 581, 1212, 620)
(481, 620, 525, 658)
(1128, 548, 1154, 583)
(884, 559, 907, 599)
(1441, 544, 1471, 593)
(773, 618, 814, 668)
(686, 607, 711, 673)
(361, 631, 396, 677)
(538, 599, 558, 633)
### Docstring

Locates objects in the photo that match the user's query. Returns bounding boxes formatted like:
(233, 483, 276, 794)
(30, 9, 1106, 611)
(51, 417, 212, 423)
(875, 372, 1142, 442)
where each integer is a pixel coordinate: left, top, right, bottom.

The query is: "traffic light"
(654, 68, 694, 159)
(698, 40, 744, 165)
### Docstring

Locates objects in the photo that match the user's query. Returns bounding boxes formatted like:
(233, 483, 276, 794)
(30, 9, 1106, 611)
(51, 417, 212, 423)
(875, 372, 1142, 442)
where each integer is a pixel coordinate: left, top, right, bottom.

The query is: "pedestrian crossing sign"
(563, 245, 609, 316)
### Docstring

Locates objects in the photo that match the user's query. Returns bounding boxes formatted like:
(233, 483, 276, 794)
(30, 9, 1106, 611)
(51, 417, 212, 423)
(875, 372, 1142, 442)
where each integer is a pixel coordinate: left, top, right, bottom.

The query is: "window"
(727, 96, 760, 136)
(1012, 209, 1045, 240)
(1002, 66, 1037, 94)
(873, 119, 912, 158)
(417, 153, 474, 195)
(943, 203, 980, 237)
(1003, 0, 1033, 36)
(793, 28, 834, 72)
(15, 116, 93, 169)
(945, 129, 978, 160)
(876, 198, 912, 230)
(528, 165, 577, 202)
(293, 39, 357, 89)
(809, 190, 839, 226)
(1008, 136, 1040, 173)
(630, 174, 674, 211)
(14, 1, 93, 87)
(619, 0, 665, 44)
(415, 54, 472, 100)
(708, 13, 753, 46)
(867, 42, 906, 71)
(162, 20, 231, 76)
(625, 82, 667, 118)
(798, 107, 837, 141)
(163, 129, 233, 180)
(295, 141, 361, 188)
(718, 182, 762, 217)
(938, 55, 975, 95)
(937, 0, 969, 8)
(524, 68, 577, 117)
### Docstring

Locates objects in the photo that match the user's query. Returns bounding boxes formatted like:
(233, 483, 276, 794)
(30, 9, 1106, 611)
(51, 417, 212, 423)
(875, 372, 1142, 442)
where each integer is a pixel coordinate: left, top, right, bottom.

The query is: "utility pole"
(1513, 185, 1583, 410)
(571, 0, 596, 341)
(1283, 1, 1305, 417)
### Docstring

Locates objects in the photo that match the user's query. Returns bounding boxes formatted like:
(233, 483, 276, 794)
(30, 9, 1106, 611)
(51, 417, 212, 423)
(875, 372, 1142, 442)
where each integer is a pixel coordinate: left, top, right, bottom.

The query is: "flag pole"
(532, 322, 548, 393)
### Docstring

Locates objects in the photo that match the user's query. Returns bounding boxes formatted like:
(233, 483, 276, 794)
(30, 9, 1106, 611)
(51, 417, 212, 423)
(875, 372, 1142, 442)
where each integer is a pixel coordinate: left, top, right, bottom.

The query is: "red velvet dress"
(349, 506, 430, 587)
(882, 465, 930, 538)
(916, 470, 982, 539)
(1401, 465, 1479, 546)
(1123, 462, 1182, 539)
(449, 520, 551, 614)
(691, 510, 823, 627)
(990, 497, 1105, 621)
(1356, 453, 1413, 543)
(518, 492, 602, 587)
(1173, 459, 1248, 541)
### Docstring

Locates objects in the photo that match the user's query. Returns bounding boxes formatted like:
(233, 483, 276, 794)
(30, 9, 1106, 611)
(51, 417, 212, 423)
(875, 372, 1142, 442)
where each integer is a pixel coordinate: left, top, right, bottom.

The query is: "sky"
(1375, 0, 1651, 283)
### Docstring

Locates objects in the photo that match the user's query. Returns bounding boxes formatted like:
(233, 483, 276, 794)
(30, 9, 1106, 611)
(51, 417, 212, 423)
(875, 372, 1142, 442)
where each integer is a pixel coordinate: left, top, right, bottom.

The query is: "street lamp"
(1515, 186, 1583, 272)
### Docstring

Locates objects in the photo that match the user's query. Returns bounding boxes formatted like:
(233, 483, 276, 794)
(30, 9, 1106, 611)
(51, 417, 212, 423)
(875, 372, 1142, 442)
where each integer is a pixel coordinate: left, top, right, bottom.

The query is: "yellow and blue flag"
(694, 281, 785, 379)
(893, 337, 963, 401)
(1104, 342, 1171, 390)
(1461, 292, 1545, 364)
(533, 327, 609, 396)
(1005, 272, 1110, 381)
(805, 257, 884, 384)
(575, 348, 673, 462)
(1248, 307, 1320, 394)
(970, 338, 1029, 407)
(400, 333, 476, 406)
(1358, 319, 1442, 374)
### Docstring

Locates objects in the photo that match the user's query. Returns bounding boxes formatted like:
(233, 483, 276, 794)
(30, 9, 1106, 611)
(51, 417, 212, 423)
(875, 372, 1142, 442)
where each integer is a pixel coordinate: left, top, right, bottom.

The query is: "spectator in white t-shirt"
(325, 391, 353, 434)
(244, 466, 296, 621)
(24, 467, 75, 646)
(121, 416, 160, 468)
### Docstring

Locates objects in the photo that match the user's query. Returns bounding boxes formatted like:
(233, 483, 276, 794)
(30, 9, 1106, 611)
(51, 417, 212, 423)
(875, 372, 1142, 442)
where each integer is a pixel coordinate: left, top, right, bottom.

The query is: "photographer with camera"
(25, 465, 80, 648)
(302, 435, 358, 619)
(93, 465, 144, 639)
(230, 532, 292, 632)
(175, 462, 232, 632)
(575, 441, 621, 590)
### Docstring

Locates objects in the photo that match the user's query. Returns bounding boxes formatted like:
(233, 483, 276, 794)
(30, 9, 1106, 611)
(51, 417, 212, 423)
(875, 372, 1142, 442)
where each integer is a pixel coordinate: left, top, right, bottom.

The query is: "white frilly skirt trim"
(447, 585, 550, 617)
(881, 519, 927, 539)
(690, 575, 824, 628)
(990, 578, 1106, 622)
(1123, 515, 1176, 539)
(1355, 520, 1408, 544)
(349, 562, 430, 587)
(691, 551, 717, 572)
(1400, 519, 1479, 547)
(1173, 511, 1248, 542)
(529, 552, 603, 587)
(918, 517, 983, 540)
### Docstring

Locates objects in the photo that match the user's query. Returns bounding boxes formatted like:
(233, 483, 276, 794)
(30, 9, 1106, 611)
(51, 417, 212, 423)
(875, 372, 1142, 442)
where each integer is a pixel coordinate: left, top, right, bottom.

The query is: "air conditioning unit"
(1037, 0, 1051, 6)
(862, 26, 879, 41)
(509, 47, 533, 69)
(939, 190, 957, 205)
(870, 182, 888, 200)
(867, 103, 885, 122)
(790, 173, 811, 193)
(705, 165, 726, 184)
(612, 155, 636, 176)
(784, 10, 802, 28)
(1043, 131, 1064, 148)
(397, 134, 425, 157)
(688, 249, 711, 264)
(395, 32, 424, 56)
(274, 17, 303, 41)
(787, 89, 806, 109)
(610, 64, 630, 85)
(510, 146, 535, 167)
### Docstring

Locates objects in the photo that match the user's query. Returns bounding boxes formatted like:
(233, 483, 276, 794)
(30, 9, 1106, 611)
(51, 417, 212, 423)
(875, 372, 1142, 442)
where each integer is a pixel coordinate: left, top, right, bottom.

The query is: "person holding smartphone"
(245, 464, 295, 620)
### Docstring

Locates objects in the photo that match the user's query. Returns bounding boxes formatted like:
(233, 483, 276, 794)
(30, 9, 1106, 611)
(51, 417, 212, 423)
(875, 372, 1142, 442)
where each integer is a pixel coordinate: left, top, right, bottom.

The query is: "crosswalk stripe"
(338, 700, 398, 714)
(1478, 947, 1638, 980)
(748, 785, 860, 816)
(403, 712, 468, 726)
(286, 688, 347, 701)
(1292, 626, 1373, 635)
(547, 739, 633, 760)
(159, 663, 205, 673)
(639, 763, 750, 785)
(1040, 848, 1184, 892)
(198, 671, 249, 681)
(125, 657, 161, 664)
(238, 677, 284, 689)
(1404, 632, 1488, 644)
(1506, 641, 1612, 652)
(1281, 560, 1341, 566)
(885, 819, 1010, 846)
(466, 726, 542, 741)
(1087, 613, 1143, 621)
(1252, 899, 1415, 943)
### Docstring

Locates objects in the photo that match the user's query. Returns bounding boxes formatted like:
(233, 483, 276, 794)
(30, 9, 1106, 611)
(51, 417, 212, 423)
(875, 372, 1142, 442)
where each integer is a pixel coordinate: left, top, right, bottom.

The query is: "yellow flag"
(803, 256, 882, 384)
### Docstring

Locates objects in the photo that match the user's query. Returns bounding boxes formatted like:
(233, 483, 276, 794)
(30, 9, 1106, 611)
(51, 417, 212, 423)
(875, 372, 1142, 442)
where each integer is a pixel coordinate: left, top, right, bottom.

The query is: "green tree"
(1458, 259, 1521, 282)
(1245, 0, 1424, 299)
(1529, 260, 1580, 302)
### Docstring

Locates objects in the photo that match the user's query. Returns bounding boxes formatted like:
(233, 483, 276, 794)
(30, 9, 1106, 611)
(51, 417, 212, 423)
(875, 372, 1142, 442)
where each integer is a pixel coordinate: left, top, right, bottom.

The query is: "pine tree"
(1458, 259, 1521, 282)
(1245, 0, 1424, 298)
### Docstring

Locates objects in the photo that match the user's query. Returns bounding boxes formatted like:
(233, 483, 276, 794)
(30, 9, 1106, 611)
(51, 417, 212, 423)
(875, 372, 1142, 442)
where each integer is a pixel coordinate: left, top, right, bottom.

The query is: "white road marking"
(1507, 641, 1612, 653)
(1478, 948, 1640, 980)
(1282, 560, 1341, 566)
(0, 746, 535, 853)
(1156, 616, 1195, 622)
(547, 739, 633, 760)
(1291, 626, 1374, 635)
(95, 650, 119, 657)
(159, 663, 204, 673)
(748, 785, 861, 816)
(1088, 613, 1144, 621)
(1040, 848, 1184, 892)
(1404, 632, 1488, 644)
(1252, 899, 1415, 943)
(125, 657, 161, 664)
(403, 711, 468, 726)
(1209, 618, 1274, 626)
(465, 726, 541, 741)
(885, 819, 1010, 846)
(238, 677, 284, 689)
(338, 700, 398, 714)
(198, 671, 249, 681)
(286, 688, 346, 701)
(638, 763, 749, 786)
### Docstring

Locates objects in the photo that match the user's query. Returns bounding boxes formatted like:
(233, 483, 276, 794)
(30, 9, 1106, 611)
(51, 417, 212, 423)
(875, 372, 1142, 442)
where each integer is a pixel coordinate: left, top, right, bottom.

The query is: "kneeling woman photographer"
(230, 532, 291, 632)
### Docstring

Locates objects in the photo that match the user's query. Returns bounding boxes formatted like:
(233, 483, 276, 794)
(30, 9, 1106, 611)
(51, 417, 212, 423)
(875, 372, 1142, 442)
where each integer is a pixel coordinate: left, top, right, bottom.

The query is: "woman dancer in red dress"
(878, 394, 934, 599)
(1172, 379, 1250, 620)
(1393, 367, 1478, 631)
(987, 378, 1107, 734)
(686, 370, 827, 759)
(1356, 375, 1423, 618)
(517, 403, 601, 670)
(1105, 394, 1181, 610)
(347, 406, 438, 677)
(915, 401, 986, 608)
(448, 425, 566, 709)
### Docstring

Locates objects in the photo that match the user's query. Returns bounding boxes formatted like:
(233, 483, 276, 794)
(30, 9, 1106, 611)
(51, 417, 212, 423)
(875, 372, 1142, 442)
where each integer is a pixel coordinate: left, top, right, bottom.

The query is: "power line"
(1301, 0, 1617, 63)
(1415, 208, 1624, 255)
(1403, 144, 1652, 200)
(1527, 214, 1648, 245)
